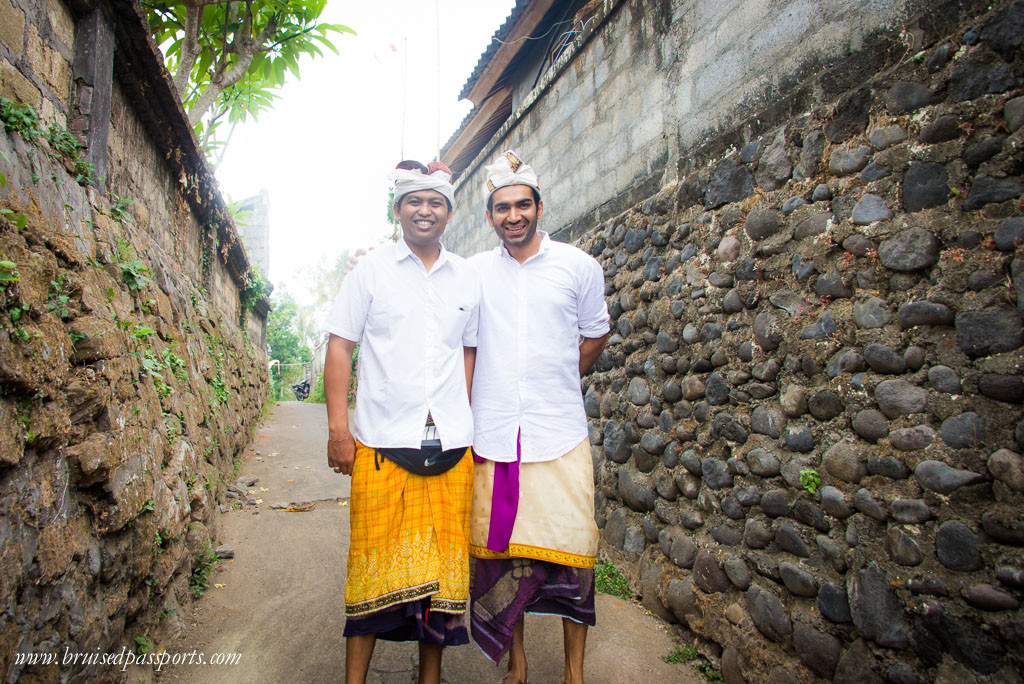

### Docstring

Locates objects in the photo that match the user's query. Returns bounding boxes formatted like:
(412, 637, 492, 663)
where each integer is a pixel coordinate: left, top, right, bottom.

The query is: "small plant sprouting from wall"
(47, 274, 72, 320)
(595, 560, 633, 600)
(115, 237, 152, 291)
(189, 542, 220, 598)
(799, 468, 821, 495)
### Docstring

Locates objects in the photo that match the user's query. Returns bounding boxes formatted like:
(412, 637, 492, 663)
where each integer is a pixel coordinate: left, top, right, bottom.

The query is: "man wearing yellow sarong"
(468, 151, 610, 684)
(323, 160, 480, 684)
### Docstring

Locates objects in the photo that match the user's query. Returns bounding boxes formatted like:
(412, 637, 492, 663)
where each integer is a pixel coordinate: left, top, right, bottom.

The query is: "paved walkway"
(160, 401, 700, 683)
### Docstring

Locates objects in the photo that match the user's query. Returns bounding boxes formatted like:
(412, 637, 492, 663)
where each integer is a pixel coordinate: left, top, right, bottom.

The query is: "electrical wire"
(493, 17, 576, 45)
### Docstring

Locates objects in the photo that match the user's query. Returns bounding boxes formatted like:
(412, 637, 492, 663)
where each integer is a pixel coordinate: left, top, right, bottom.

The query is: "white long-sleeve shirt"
(322, 238, 480, 450)
(469, 232, 609, 463)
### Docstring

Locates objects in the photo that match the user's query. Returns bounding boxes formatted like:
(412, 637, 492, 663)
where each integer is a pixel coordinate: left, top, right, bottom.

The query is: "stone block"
(47, 0, 75, 50)
(26, 25, 71, 102)
(0, 0, 25, 58)
(1, 60, 41, 107)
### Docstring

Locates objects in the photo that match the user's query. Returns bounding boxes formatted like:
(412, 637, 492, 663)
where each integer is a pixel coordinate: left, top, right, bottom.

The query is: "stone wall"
(575, 1, 1024, 681)
(0, 0, 268, 680)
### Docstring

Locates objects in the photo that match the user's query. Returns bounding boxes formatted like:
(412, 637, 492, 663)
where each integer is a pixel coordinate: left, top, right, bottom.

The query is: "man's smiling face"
(486, 184, 543, 250)
(395, 189, 451, 250)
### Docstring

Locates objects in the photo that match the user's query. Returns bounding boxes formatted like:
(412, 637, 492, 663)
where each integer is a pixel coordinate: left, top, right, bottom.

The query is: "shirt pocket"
(441, 302, 474, 348)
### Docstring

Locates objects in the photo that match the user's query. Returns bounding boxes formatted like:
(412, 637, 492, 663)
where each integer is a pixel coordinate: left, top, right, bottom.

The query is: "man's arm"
(325, 334, 357, 475)
(464, 346, 477, 403)
(579, 334, 608, 376)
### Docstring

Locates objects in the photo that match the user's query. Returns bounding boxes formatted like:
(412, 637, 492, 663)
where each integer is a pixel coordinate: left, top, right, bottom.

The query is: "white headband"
(484, 150, 540, 199)
(388, 168, 455, 207)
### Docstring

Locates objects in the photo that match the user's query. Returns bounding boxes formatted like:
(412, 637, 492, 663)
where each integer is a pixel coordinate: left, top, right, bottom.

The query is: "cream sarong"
(469, 438, 598, 568)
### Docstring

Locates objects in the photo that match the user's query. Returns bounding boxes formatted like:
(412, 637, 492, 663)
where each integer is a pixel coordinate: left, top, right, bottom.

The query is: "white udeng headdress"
(388, 166, 455, 207)
(483, 150, 540, 199)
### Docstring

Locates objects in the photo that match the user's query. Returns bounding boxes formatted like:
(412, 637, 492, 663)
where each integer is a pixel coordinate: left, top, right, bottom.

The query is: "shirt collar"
(498, 230, 550, 263)
(396, 236, 449, 271)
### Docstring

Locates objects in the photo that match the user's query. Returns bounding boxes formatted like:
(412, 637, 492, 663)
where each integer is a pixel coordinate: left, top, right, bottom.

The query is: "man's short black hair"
(396, 192, 452, 213)
(486, 186, 541, 213)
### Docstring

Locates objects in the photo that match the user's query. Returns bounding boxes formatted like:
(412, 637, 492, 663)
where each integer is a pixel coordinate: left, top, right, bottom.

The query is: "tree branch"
(173, 1, 205, 98)
(187, 45, 257, 125)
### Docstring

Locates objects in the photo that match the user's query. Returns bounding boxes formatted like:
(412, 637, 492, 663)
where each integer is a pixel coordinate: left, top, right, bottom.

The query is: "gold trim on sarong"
(345, 442, 473, 617)
(468, 543, 596, 569)
(469, 438, 598, 569)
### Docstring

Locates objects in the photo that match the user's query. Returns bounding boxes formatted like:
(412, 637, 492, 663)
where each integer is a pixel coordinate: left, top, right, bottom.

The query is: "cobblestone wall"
(0, 0, 268, 680)
(579, 2, 1024, 681)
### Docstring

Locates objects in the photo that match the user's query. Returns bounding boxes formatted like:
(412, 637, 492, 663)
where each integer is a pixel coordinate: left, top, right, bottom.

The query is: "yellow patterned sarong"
(345, 442, 473, 617)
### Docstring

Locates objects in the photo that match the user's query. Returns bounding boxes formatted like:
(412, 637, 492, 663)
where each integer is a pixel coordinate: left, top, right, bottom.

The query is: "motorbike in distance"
(291, 379, 310, 401)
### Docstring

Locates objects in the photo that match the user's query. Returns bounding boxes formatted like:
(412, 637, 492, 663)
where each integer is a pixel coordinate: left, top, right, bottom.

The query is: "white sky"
(216, 0, 516, 305)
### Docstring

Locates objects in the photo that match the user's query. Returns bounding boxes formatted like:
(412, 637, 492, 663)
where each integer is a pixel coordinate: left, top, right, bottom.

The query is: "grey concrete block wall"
(445, 0, 919, 256)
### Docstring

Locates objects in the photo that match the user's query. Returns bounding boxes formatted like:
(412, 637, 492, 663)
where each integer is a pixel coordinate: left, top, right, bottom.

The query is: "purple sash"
(473, 429, 521, 552)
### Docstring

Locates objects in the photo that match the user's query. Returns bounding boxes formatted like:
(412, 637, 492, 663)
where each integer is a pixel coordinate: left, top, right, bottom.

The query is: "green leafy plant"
(47, 274, 72, 319)
(0, 259, 20, 290)
(134, 635, 155, 656)
(799, 468, 821, 495)
(115, 237, 152, 291)
(308, 373, 326, 403)
(137, 349, 173, 398)
(7, 302, 28, 323)
(44, 122, 81, 158)
(110, 195, 134, 224)
(69, 330, 85, 348)
(189, 542, 221, 598)
(119, 258, 152, 291)
(0, 96, 42, 139)
(239, 263, 271, 314)
(0, 209, 28, 230)
(595, 560, 632, 600)
(0, 98, 94, 184)
(13, 326, 30, 342)
(209, 370, 230, 408)
(162, 349, 187, 381)
(131, 324, 156, 340)
(662, 644, 724, 682)
(163, 411, 182, 444)
(662, 645, 698, 664)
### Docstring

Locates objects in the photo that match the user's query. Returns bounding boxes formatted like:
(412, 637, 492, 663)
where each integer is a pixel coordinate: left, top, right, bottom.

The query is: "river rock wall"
(581, 3, 1024, 681)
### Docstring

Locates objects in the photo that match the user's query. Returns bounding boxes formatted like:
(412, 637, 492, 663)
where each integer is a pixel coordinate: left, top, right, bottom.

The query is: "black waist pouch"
(375, 445, 466, 476)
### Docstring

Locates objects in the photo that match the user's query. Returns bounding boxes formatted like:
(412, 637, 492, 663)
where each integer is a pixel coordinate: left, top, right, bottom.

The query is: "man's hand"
(327, 435, 356, 475)
(325, 334, 358, 475)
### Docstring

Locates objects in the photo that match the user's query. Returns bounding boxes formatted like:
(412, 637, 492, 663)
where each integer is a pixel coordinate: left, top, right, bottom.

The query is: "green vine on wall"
(0, 97, 97, 186)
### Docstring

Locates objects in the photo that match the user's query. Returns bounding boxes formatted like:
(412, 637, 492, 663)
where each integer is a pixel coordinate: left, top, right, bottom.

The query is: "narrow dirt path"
(158, 401, 701, 683)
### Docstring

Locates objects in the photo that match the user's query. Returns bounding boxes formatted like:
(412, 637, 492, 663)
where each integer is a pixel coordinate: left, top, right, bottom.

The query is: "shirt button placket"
(425, 274, 436, 407)
(516, 264, 527, 446)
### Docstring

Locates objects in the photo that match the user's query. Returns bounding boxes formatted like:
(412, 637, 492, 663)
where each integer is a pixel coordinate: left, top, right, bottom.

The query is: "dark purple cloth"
(486, 429, 521, 552)
(470, 557, 596, 663)
(343, 596, 468, 646)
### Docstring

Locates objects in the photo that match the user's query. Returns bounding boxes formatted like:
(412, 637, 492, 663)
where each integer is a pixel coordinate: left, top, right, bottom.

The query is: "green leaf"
(16, 213, 27, 230)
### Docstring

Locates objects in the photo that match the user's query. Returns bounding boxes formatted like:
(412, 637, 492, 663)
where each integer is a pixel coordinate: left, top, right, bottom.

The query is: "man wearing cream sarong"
(468, 151, 610, 684)
(324, 160, 479, 684)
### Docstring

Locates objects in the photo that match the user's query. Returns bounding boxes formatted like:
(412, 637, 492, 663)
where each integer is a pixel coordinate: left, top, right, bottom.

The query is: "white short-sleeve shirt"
(469, 231, 610, 463)
(322, 238, 480, 450)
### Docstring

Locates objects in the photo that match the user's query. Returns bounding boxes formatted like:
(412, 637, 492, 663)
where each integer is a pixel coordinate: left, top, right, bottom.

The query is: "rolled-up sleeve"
(577, 257, 610, 337)
(322, 261, 371, 342)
